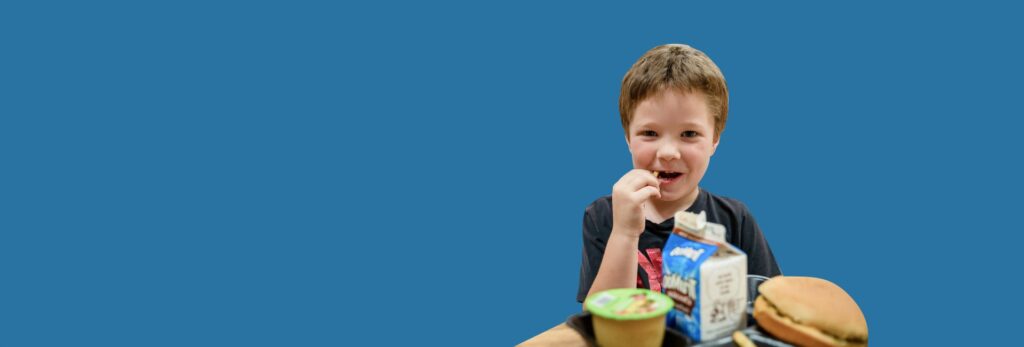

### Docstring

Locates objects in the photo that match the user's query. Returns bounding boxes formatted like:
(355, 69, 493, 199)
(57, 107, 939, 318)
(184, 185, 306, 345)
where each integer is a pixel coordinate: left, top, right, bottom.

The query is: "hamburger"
(752, 276, 868, 347)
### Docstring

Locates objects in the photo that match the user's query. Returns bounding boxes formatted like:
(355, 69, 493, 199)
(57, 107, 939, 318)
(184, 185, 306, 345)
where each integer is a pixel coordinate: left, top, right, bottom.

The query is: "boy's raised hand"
(611, 169, 661, 238)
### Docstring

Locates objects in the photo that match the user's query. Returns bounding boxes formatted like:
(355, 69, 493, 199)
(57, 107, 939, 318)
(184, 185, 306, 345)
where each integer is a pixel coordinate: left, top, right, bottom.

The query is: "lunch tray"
(565, 311, 793, 347)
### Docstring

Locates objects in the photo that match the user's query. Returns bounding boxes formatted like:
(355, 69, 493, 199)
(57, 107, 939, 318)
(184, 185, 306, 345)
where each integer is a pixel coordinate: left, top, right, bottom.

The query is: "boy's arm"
(584, 169, 660, 303)
(586, 231, 640, 298)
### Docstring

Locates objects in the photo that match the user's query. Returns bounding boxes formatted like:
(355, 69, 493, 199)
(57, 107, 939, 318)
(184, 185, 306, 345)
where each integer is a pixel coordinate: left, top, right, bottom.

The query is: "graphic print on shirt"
(636, 248, 663, 291)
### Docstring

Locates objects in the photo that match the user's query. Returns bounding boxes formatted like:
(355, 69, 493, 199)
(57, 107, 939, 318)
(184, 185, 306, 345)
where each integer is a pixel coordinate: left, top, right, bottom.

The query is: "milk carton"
(661, 211, 747, 342)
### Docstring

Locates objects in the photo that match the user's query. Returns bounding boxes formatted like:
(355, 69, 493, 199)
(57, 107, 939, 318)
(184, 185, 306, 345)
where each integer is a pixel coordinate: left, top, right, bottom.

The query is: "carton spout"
(674, 210, 726, 244)
(675, 210, 707, 234)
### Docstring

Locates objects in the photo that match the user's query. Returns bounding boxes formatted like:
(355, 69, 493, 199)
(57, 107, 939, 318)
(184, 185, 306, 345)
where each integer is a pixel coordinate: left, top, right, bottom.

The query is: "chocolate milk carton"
(661, 211, 747, 342)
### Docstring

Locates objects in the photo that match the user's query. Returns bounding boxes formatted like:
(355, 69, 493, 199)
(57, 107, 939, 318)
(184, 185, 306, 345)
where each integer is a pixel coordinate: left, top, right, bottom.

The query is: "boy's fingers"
(633, 169, 659, 181)
(615, 171, 645, 188)
(641, 172, 660, 187)
(633, 173, 660, 193)
(624, 170, 660, 190)
(633, 186, 661, 201)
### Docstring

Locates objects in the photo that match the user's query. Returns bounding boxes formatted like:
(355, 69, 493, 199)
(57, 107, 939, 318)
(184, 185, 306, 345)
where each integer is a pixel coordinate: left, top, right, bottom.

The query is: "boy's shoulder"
(701, 189, 750, 212)
(699, 189, 754, 220)
(584, 195, 613, 217)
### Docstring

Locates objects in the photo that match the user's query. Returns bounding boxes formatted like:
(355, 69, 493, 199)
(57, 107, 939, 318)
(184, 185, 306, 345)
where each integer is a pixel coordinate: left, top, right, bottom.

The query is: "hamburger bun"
(752, 276, 867, 347)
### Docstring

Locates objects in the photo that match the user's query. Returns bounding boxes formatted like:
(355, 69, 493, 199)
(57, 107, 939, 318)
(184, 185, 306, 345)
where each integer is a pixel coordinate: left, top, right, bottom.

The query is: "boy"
(578, 44, 781, 303)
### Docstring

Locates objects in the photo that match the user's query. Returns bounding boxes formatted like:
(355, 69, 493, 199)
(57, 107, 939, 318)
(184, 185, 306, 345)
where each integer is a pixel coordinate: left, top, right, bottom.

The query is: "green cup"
(584, 288, 673, 347)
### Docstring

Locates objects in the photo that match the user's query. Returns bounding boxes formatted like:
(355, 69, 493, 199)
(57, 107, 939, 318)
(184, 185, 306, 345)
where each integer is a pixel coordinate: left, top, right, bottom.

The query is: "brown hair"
(619, 44, 729, 141)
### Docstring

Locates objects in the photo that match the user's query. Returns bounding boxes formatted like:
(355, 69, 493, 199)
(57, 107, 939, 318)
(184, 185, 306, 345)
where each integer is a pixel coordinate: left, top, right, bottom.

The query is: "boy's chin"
(656, 188, 696, 202)
(655, 193, 682, 202)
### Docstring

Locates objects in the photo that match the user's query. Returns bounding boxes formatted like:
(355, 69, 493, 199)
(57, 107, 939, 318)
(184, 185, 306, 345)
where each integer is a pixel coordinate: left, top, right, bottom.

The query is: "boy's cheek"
(628, 144, 654, 160)
(630, 150, 655, 168)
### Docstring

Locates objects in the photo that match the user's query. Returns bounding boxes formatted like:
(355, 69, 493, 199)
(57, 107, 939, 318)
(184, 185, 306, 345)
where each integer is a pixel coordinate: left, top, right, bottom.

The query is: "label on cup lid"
(585, 288, 674, 321)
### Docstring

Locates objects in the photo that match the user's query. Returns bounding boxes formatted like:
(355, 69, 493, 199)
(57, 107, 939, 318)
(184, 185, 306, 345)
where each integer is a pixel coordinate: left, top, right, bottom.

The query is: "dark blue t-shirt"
(577, 188, 782, 303)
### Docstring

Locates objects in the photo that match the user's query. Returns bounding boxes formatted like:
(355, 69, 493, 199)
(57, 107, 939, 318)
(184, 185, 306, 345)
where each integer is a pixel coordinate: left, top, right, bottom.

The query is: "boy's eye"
(681, 131, 699, 138)
(638, 130, 658, 137)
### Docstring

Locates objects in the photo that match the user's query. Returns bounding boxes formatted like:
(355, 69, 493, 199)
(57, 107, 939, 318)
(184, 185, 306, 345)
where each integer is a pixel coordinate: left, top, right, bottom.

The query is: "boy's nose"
(656, 144, 682, 161)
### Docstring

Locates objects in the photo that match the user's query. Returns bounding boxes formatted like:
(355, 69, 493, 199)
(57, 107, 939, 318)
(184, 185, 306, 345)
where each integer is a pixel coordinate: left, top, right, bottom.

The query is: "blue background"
(2, 0, 1022, 345)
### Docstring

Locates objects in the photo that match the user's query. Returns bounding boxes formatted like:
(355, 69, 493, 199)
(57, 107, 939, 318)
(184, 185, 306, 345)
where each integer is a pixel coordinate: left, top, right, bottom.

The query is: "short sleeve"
(739, 207, 782, 277)
(577, 206, 607, 303)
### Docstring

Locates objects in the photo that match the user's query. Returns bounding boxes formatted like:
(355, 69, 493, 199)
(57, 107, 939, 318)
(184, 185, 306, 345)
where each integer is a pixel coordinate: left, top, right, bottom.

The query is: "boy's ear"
(711, 136, 720, 156)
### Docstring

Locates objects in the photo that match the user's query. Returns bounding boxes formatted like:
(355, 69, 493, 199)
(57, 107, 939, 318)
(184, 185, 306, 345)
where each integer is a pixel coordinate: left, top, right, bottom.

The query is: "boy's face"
(627, 89, 719, 203)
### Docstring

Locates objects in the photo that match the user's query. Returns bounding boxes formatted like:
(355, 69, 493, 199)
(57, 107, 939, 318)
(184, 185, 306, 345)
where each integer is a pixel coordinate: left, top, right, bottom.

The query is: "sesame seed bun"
(752, 276, 868, 347)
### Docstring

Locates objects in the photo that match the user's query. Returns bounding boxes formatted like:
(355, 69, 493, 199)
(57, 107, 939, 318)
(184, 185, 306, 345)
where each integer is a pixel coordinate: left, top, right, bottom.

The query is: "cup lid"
(584, 288, 674, 320)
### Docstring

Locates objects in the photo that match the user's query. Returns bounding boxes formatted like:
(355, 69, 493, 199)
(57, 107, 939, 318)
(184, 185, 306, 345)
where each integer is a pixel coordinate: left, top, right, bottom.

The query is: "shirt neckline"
(645, 188, 707, 233)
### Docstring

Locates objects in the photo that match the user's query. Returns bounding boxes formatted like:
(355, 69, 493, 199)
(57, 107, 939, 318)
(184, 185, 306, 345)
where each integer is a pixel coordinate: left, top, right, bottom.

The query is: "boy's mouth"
(654, 171, 684, 185)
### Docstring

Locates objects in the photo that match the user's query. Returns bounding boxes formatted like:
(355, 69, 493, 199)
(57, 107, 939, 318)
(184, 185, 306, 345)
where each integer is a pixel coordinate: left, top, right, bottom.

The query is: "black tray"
(565, 312, 793, 347)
